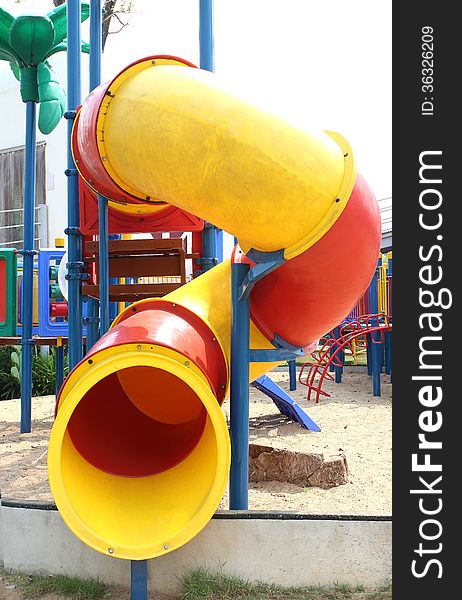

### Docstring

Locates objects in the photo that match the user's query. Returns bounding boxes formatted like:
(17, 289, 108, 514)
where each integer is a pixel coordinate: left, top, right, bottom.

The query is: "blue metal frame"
(130, 560, 148, 600)
(98, 196, 110, 334)
(199, 0, 223, 270)
(288, 359, 297, 391)
(66, 0, 84, 369)
(20, 100, 37, 433)
(368, 268, 381, 396)
(229, 257, 303, 508)
(229, 262, 251, 509)
(55, 340, 65, 397)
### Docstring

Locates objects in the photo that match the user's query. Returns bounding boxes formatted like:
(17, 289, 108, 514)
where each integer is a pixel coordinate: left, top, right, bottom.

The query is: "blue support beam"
(229, 262, 250, 510)
(369, 269, 381, 396)
(130, 560, 148, 600)
(199, 0, 223, 269)
(89, 0, 102, 91)
(109, 234, 121, 323)
(333, 326, 343, 383)
(66, 0, 83, 369)
(288, 359, 297, 391)
(55, 342, 64, 397)
(98, 197, 110, 334)
(20, 100, 37, 433)
(84, 297, 99, 350)
(88, 0, 110, 338)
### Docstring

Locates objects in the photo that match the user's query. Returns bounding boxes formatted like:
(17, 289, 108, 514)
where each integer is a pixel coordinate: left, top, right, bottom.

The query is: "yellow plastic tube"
(48, 57, 380, 563)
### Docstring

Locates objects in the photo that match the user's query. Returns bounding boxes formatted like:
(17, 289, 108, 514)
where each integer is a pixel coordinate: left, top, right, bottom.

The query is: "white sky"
(1, 0, 392, 200)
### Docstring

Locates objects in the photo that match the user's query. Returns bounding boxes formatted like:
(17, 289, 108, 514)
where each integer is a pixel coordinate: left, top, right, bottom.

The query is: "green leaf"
(9, 62, 20, 81)
(11, 351, 20, 366)
(81, 40, 90, 54)
(10, 365, 20, 381)
(47, 1, 90, 46)
(0, 7, 14, 47)
(45, 41, 67, 59)
(37, 61, 66, 135)
(9, 15, 55, 65)
(0, 39, 21, 64)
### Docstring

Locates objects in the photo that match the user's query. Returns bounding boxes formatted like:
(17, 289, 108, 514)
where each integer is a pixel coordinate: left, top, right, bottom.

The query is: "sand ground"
(0, 367, 391, 515)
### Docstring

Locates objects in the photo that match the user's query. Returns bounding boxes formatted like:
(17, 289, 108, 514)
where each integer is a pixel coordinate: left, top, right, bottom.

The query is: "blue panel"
(251, 375, 321, 432)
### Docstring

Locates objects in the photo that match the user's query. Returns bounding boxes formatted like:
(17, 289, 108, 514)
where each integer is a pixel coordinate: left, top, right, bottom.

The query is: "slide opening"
(66, 366, 207, 477)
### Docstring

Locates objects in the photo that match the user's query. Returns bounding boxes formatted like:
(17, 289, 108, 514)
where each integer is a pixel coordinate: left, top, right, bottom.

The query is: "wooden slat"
(85, 238, 185, 255)
(82, 283, 182, 301)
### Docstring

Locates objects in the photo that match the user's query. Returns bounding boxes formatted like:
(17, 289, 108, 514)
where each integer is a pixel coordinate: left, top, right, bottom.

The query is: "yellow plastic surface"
(97, 62, 356, 259)
(49, 344, 230, 560)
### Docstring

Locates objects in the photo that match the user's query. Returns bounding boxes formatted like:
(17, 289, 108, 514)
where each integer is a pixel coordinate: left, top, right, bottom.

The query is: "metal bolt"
(137, 344, 142, 350)
(212, 337, 216, 341)
(335, 198, 341, 203)
(172, 303, 176, 308)
(163, 544, 169, 550)
(88, 359, 93, 365)
(152, 60, 157, 65)
(75, 159, 79, 164)
(184, 361, 190, 367)
(102, 156, 107, 161)
(108, 547, 114, 554)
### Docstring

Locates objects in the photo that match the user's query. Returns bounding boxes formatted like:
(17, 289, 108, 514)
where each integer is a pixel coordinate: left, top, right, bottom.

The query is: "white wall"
(1, 505, 392, 594)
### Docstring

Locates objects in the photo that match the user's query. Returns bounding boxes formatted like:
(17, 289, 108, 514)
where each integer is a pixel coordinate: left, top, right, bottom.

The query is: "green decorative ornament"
(0, 3, 90, 134)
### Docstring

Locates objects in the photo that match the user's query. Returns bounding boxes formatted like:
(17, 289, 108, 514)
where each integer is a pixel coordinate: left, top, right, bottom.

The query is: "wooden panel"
(102, 255, 183, 278)
(82, 283, 182, 302)
(85, 238, 185, 255)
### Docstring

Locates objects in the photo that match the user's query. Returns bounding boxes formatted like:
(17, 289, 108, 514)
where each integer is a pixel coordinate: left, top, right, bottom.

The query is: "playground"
(1, 1, 392, 598)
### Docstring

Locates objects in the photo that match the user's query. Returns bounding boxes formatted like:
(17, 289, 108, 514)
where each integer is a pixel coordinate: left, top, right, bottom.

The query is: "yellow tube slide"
(48, 57, 379, 562)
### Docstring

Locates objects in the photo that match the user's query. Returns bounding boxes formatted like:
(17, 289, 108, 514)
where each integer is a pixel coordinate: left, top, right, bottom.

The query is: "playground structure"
(1, 1, 383, 598)
(299, 252, 393, 402)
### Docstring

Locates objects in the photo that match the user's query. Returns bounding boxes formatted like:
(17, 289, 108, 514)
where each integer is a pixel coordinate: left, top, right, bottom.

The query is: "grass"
(1, 567, 392, 600)
(0, 568, 108, 599)
(179, 568, 392, 600)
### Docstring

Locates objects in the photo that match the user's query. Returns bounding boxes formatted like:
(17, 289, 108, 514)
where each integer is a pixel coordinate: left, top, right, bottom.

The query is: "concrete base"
(0, 501, 391, 594)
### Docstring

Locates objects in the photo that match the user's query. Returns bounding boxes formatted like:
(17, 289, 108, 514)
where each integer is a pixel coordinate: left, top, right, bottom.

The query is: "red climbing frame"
(299, 314, 392, 403)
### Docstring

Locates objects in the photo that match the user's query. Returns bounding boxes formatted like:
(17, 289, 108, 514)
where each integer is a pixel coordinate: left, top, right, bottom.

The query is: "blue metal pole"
(369, 269, 381, 396)
(199, 0, 214, 71)
(84, 297, 99, 350)
(55, 341, 64, 397)
(66, 0, 83, 369)
(88, 0, 110, 336)
(109, 233, 120, 323)
(89, 0, 102, 91)
(229, 262, 250, 510)
(130, 560, 148, 600)
(288, 359, 297, 391)
(20, 100, 37, 433)
(334, 326, 343, 384)
(199, 0, 223, 268)
(98, 196, 110, 335)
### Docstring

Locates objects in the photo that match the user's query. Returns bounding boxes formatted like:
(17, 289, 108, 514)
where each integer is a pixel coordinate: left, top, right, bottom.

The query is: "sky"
(1, 0, 392, 201)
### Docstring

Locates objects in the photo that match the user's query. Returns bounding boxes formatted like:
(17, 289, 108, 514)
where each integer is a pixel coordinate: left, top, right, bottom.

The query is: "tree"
(51, 0, 134, 51)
